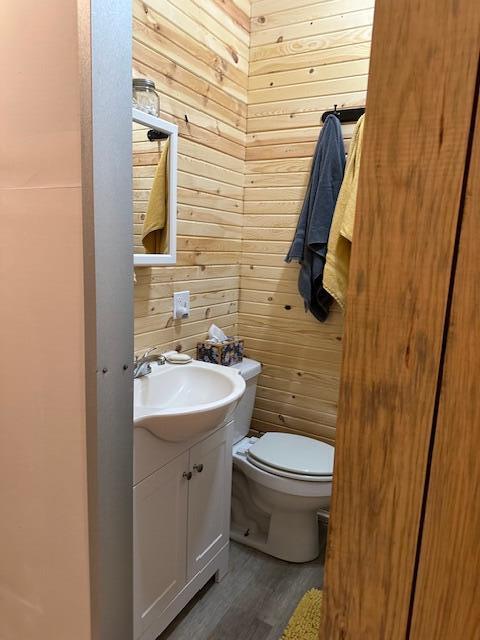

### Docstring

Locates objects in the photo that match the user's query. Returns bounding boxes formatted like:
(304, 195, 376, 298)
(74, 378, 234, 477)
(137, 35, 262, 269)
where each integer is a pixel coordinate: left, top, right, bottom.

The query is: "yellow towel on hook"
(142, 137, 169, 254)
(324, 114, 365, 310)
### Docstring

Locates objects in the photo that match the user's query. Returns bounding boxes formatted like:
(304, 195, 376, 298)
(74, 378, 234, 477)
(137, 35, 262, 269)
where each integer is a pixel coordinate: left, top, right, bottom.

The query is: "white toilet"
(230, 358, 335, 563)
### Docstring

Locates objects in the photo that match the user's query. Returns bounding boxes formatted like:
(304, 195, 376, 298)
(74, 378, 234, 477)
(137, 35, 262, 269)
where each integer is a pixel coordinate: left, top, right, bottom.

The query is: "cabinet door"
(187, 426, 232, 580)
(133, 452, 189, 639)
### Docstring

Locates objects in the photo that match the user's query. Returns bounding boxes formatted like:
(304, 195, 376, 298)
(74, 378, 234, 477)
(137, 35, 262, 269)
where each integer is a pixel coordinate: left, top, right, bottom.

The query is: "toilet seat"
(247, 456, 332, 482)
(247, 432, 334, 479)
(233, 447, 331, 498)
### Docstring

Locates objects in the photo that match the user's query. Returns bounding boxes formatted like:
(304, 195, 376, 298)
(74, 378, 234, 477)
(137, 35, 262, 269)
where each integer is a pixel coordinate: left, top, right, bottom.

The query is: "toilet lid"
(248, 432, 334, 477)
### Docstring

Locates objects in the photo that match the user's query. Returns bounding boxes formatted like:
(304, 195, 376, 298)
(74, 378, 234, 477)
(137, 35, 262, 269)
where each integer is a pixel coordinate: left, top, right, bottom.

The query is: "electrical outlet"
(173, 290, 190, 319)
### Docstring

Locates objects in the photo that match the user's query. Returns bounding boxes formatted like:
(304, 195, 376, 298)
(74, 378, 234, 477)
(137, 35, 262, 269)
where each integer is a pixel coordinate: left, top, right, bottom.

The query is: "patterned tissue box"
(196, 337, 244, 366)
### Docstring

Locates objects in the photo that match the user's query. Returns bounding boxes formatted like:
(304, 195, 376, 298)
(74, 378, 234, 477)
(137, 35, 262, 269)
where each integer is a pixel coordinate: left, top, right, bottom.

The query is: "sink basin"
(134, 360, 246, 442)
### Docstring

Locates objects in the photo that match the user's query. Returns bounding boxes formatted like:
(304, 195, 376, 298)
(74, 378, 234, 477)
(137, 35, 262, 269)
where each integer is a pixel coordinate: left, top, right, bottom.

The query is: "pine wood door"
(408, 95, 480, 640)
(321, 0, 480, 638)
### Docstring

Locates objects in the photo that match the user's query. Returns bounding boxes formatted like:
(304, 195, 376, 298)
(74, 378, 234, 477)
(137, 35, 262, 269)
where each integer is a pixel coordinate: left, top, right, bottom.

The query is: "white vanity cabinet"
(134, 421, 232, 640)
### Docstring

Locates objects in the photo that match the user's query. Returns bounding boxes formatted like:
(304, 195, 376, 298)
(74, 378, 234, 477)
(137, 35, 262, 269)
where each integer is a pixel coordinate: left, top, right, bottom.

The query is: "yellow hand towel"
(142, 137, 169, 254)
(323, 114, 365, 310)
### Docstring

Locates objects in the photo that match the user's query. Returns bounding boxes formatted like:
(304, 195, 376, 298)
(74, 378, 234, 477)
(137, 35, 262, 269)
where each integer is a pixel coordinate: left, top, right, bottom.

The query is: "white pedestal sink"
(134, 360, 246, 441)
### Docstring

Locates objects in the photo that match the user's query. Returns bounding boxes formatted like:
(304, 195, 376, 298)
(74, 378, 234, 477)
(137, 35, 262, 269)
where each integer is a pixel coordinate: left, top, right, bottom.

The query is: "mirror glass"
(132, 121, 170, 257)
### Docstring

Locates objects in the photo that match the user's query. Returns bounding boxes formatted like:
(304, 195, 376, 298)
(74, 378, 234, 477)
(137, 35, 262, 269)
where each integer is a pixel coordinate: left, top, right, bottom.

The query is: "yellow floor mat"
(280, 589, 323, 640)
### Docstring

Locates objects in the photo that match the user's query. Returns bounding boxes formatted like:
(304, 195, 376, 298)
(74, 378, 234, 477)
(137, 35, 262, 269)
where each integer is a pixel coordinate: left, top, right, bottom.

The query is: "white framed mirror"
(132, 107, 178, 266)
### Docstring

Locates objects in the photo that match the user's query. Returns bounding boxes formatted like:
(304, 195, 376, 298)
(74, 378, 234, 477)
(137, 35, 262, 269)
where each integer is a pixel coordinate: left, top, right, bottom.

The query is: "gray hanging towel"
(285, 115, 345, 322)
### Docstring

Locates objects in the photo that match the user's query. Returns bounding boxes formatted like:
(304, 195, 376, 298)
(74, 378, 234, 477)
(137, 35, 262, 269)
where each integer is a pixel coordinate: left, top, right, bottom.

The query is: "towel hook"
(147, 129, 169, 141)
(321, 105, 365, 123)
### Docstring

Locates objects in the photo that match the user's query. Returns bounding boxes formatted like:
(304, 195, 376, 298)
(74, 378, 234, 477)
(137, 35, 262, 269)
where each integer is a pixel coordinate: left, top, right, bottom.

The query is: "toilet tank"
(231, 358, 262, 444)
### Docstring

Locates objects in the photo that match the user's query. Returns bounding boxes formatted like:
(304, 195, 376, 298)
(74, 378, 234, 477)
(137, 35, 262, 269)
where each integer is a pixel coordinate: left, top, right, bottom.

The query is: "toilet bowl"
(230, 359, 335, 563)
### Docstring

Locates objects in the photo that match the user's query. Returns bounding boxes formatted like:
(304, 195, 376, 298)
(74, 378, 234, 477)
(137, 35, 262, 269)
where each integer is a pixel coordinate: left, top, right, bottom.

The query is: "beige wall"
(133, 0, 374, 443)
(133, 0, 250, 355)
(0, 2, 91, 638)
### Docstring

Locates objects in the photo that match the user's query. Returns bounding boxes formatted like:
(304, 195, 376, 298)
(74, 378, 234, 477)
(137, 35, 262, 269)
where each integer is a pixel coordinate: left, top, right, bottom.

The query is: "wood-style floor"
(160, 540, 325, 640)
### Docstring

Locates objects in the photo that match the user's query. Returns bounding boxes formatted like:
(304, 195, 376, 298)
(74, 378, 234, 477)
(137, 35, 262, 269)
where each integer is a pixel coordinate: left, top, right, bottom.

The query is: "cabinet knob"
(193, 464, 204, 473)
(182, 471, 192, 480)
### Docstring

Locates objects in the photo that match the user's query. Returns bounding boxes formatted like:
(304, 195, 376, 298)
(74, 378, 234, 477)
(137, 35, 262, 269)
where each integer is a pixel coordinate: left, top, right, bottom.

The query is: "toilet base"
(231, 466, 321, 563)
(230, 510, 320, 563)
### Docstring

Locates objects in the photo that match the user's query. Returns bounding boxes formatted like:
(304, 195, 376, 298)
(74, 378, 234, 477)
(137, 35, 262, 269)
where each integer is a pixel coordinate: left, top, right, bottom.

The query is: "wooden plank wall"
(132, 0, 250, 355)
(133, 0, 375, 443)
(241, 0, 374, 443)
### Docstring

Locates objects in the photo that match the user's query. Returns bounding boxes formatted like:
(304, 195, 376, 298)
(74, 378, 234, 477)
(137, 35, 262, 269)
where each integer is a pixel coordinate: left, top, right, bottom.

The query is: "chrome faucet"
(133, 347, 166, 379)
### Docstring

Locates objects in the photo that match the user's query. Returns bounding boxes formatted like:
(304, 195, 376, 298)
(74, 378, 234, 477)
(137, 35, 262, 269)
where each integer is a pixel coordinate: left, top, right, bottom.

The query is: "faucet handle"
(142, 346, 157, 359)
